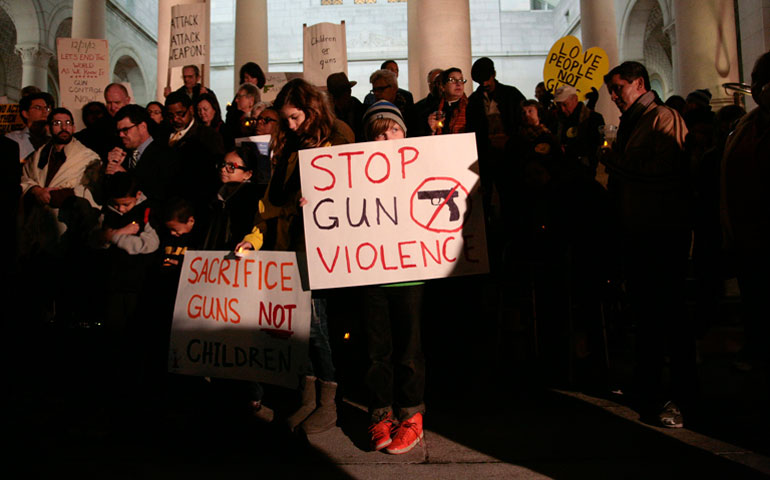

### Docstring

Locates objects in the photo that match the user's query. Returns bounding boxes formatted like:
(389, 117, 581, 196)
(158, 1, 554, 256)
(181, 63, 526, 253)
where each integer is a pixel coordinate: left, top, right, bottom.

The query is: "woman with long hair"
(195, 92, 232, 150)
(238, 78, 353, 435)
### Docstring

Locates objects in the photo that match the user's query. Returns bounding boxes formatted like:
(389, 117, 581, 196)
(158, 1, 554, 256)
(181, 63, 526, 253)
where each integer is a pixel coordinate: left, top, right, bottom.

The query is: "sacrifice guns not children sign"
(299, 133, 489, 290)
(303, 22, 347, 87)
(56, 38, 110, 131)
(543, 35, 609, 101)
(168, 2, 208, 68)
(168, 251, 311, 388)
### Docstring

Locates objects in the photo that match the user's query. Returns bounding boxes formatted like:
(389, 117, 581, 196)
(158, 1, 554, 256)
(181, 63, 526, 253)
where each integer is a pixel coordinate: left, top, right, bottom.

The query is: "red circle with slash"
(409, 177, 470, 233)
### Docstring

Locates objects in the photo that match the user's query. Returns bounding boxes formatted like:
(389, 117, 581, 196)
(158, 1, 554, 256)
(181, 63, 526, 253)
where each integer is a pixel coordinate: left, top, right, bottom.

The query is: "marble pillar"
(234, 0, 269, 92)
(15, 44, 54, 91)
(407, 0, 472, 100)
(672, 0, 740, 108)
(71, 0, 106, 39)
(580, 0, 620, 128)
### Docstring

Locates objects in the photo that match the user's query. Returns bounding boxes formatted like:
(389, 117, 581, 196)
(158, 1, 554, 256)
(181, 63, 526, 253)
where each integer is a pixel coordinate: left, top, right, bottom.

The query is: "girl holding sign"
(238, 78, 354, 435)
(360, 100, 426, 455)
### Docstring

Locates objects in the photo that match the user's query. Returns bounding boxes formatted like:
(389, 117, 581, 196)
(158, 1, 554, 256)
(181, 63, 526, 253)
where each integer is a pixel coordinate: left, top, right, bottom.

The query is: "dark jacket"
(169, 120, 226, 216)
(467, 80, 525, 155)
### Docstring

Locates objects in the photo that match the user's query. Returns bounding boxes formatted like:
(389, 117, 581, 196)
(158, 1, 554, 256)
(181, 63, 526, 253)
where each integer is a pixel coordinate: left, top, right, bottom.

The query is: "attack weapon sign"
(299, 133, 489, 290)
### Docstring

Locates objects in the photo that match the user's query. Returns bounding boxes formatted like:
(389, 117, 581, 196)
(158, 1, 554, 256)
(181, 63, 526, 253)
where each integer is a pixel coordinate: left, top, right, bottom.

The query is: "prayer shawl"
(20, 138, 101, 238)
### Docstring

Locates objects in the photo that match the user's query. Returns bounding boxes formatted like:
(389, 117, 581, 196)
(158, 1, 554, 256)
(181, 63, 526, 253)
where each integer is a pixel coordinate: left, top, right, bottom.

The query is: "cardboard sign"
(56, 38, 110, 131)
(168, 2, 209, 69)
(0, 104, 24, 135)
(543, 35, 609, 100)
(168, 250, 311, 388)
(303, 22, 347, 87)
(299, 133, 489, 290)
(261, 72, 304, 103)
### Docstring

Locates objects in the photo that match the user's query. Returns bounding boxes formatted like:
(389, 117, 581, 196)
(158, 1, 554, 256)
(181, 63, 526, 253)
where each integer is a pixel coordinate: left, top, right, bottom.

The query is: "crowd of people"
(4, 50, 769, 453)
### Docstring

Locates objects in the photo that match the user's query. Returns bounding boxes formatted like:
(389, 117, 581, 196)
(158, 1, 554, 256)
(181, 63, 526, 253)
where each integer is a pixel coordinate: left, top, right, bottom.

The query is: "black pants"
(623, 229, 697, 414)
(362, 284, 425, 420)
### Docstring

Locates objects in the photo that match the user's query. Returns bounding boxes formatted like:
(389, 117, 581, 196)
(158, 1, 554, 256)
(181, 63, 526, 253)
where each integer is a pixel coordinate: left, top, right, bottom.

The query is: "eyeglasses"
(447, 78, 467, 85)
(257, 117, 276, 124)
(219, 162, 248, 173)
(371, 86, 392, 94)
(51, 119, 74, 127)
(117, 123, 138, 135)
(30, 105, 51, 112)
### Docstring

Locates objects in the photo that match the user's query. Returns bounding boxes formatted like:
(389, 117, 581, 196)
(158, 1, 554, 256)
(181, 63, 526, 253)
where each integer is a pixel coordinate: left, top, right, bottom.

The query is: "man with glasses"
(5, 92, 54, 162)
(108, 105, 178, 203)
(599, 61, 693, 430)
(21, 108, 101, 232)
(369, 69, 416, 136)
(164, 64, 217, 107)
(364, 60, 415, 109)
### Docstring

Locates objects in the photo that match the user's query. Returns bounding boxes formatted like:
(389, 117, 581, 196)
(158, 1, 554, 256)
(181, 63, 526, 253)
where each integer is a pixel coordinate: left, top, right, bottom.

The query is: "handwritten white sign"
(299, 133, 489, 290)
(303, 22, 347, 87)
(168, 250, 311, 388)
(168, 2, 209, 69)
(56, 38, 110, 131)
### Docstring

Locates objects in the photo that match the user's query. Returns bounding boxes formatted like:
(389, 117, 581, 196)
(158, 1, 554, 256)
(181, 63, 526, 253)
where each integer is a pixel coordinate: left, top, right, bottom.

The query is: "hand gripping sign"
(168, 250, 311, 389)
(543, 35, 609, 101)
(299, 133, 489, 290)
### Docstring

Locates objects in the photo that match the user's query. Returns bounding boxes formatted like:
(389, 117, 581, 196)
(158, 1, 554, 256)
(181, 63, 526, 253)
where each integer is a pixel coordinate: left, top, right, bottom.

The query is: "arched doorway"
(113, 55, 147, 106)
(0, 6, 22, 100)
(620, 0, 674, 99)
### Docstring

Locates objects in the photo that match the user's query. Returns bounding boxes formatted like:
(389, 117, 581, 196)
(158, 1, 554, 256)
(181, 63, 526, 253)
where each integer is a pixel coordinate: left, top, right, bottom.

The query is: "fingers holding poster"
(543, 35, 609, 100)
(168, 251, 311, 389)
(299, 133, 489, 290)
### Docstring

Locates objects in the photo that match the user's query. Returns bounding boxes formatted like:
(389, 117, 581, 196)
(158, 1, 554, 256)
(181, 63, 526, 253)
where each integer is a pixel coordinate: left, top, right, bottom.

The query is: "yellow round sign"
(543, 35, 609, 101)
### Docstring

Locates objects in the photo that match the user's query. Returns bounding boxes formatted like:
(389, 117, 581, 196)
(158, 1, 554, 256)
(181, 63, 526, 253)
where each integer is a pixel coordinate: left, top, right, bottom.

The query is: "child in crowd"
(98, 171, 161, 409)
(360, 101, 426, 455)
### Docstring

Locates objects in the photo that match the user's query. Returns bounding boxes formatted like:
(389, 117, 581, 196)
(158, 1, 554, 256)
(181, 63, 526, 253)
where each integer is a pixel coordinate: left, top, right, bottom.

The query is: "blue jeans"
(303, 297, 335, 382)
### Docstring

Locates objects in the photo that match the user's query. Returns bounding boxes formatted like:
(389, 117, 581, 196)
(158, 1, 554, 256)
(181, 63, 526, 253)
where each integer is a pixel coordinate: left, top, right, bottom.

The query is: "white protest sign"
(303, 22, 347, 87)
(168, 250, 311, 388)
(261, 72, 304, 103)
(168, 2, 208, 69)
(299, 133, 489, 290)
(56, 38, 110, 131)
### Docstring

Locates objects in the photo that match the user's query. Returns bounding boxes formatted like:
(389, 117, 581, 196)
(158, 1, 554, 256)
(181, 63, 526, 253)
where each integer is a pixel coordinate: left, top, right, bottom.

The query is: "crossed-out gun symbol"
(417, 189, 460, 221)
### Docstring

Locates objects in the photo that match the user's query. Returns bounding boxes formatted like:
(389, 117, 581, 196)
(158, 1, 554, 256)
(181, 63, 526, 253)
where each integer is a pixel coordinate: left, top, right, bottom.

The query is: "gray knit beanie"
(363, 100, 407, 140)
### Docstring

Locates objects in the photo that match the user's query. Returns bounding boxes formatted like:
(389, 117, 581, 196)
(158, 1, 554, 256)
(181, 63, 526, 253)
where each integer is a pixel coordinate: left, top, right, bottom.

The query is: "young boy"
(160, 196, 200, 269)
(99, 171, 161, 406)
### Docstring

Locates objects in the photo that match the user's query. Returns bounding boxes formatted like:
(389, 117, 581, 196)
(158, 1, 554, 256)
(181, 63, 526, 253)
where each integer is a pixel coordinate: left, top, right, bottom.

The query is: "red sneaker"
(385, 412, 423, 454)
(369, 412, 396, 451)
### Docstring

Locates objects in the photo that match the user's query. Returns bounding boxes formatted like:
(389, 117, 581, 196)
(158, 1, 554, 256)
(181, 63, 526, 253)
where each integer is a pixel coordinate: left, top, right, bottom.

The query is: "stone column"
(580, 0, 620, 128)
(234, 0, 269, 92)
(672, 0, 740, 108)
(408, 0, 472, 100)
(407, 0, 423, 100)
(15, 44, 54, 90)
(71, 0, 106, 39)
